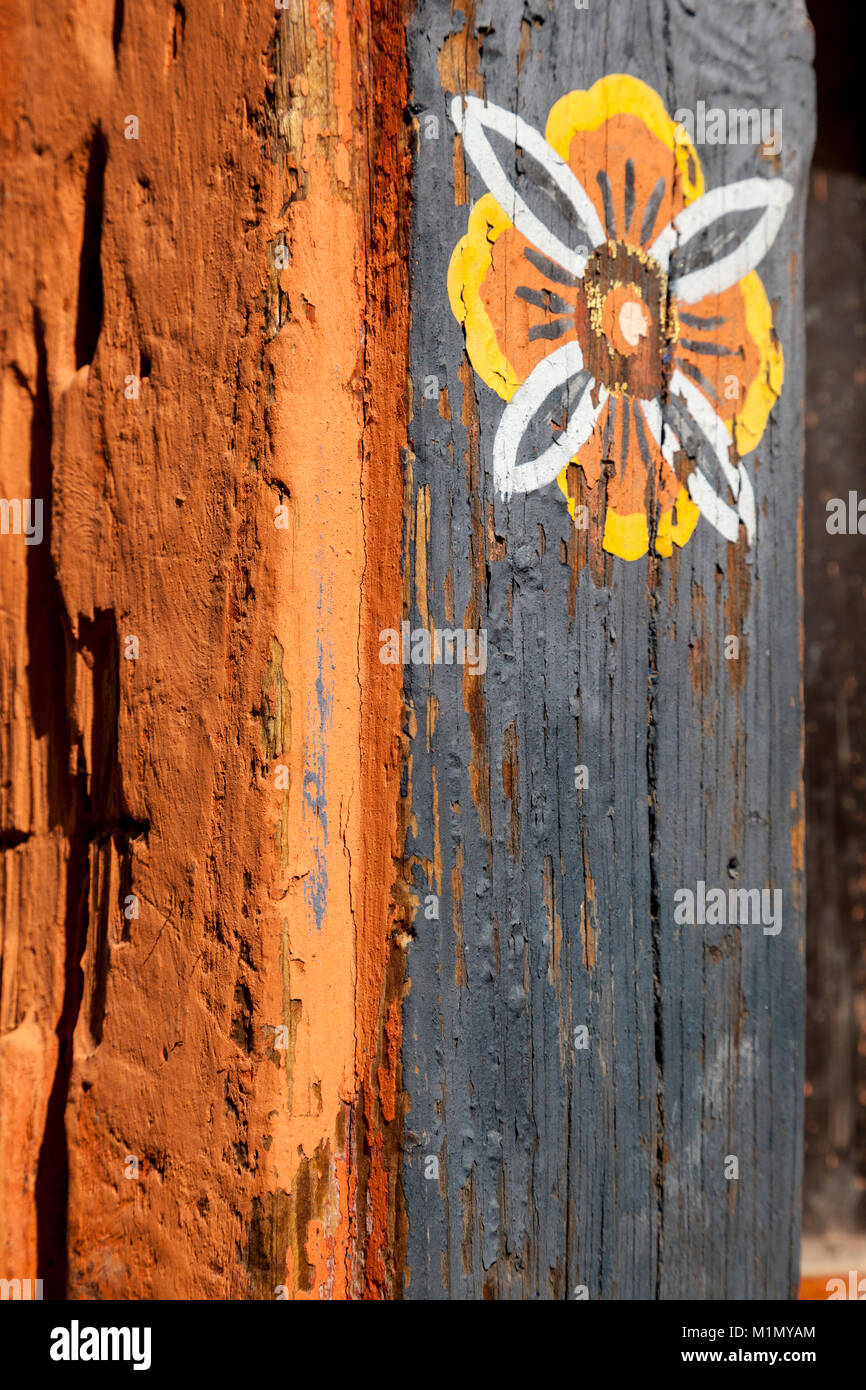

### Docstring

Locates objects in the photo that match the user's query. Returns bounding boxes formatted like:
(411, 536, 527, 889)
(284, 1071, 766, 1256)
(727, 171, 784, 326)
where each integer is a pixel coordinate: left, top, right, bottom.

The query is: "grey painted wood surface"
(398, 0, 815, 1299)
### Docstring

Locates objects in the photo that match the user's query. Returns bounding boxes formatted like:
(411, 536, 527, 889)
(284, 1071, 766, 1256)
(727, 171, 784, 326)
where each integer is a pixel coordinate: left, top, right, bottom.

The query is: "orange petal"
(448, 193, 579, 401)
(545, 75, 704, 247)
(673, 269, 783, 453)
(674, 280, 760, 421)
(568, 115, 692, 246)
(557, 394, 701, 560)
(478, 227, 580, 387)
(604, 396, 680, 518)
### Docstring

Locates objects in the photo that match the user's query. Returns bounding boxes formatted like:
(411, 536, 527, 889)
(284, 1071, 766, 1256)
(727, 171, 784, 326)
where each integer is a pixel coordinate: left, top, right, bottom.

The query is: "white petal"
(686, 470, 742, 543)
(644, 394, 743, 544)
(640, 397, 680, 472)
(493, 342, 606, 499)
(734, 459, 756, 541)
(451, 95, 605, 278)
(667, 370, 756, 544)
(670, 371, 740, 493)
(650, 178, 792, 303)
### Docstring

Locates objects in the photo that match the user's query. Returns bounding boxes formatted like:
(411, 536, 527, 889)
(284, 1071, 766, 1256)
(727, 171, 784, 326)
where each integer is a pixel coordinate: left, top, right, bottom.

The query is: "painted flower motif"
(447, 75, 790, 560)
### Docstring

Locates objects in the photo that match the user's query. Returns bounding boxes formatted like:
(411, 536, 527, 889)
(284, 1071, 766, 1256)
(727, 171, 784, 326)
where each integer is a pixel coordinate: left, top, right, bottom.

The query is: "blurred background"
(802, 0, 866, 1296)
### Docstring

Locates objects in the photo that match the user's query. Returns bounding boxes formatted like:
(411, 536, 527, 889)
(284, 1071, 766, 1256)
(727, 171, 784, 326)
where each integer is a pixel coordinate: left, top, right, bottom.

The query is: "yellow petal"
(446, 192, 521, 402)
(733, 269, 785, 456)
(545, 74, 704, 207)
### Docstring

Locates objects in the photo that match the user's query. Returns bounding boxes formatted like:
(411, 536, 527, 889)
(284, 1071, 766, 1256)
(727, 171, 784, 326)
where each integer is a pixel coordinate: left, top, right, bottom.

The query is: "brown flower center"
(575, 241, 678, 398)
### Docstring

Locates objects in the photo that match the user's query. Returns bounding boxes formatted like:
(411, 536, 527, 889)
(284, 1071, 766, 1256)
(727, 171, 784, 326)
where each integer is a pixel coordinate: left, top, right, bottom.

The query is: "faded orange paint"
(259, 0, 410, 1299)
(580, 890, 598, 974)
(437, 0, 486, 100)
(0, 0, 408, 1301)
(260, 138, 365, 1296)
(502, 722, 521, 860)
(723, 549, 751, 693)
(544, 857, 563, 984)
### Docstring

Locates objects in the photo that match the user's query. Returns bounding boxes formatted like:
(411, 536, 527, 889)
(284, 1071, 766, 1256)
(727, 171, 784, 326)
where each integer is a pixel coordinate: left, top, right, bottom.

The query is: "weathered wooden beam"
(0, 0, 409, 1300)
(0, 0, 814, 1302)
(398, 0, 814, 1298)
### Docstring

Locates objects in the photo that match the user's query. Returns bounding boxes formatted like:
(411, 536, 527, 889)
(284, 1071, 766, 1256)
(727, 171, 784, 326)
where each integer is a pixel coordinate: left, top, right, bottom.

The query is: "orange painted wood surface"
(0, 0, 409, 1299)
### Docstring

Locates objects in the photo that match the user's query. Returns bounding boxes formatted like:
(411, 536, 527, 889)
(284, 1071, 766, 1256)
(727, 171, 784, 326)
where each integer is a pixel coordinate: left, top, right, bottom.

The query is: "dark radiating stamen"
(633, 399, 655, 474)
(528, 318, 574, 341)
(640, 177, 666, 244)
(680, 337, 740, 357)
(678, 311, 728, 329)
(523, 245, 581, 287)
(677, 357, 719, 400)
(515, 285, 575, 315)
(596, 169, 617, 240)
(619, 397, 631, 482)
(624, 159, 635, 235)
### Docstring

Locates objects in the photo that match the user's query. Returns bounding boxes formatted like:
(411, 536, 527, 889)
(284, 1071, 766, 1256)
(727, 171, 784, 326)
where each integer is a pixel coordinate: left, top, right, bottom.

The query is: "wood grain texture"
(0, 0, 409, 1300)
(0, 0, 815, 1302)
(400, 0, 814, 1299)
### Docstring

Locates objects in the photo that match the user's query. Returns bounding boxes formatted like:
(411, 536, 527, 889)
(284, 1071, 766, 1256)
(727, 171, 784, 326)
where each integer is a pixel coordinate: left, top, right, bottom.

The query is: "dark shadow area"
(112, 0, 124, 63)
(27, 308, 89, 1299)
(803, 0, 866, 1264)
(74, 126, 106, 371)
(28, 310, 148, 1295)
